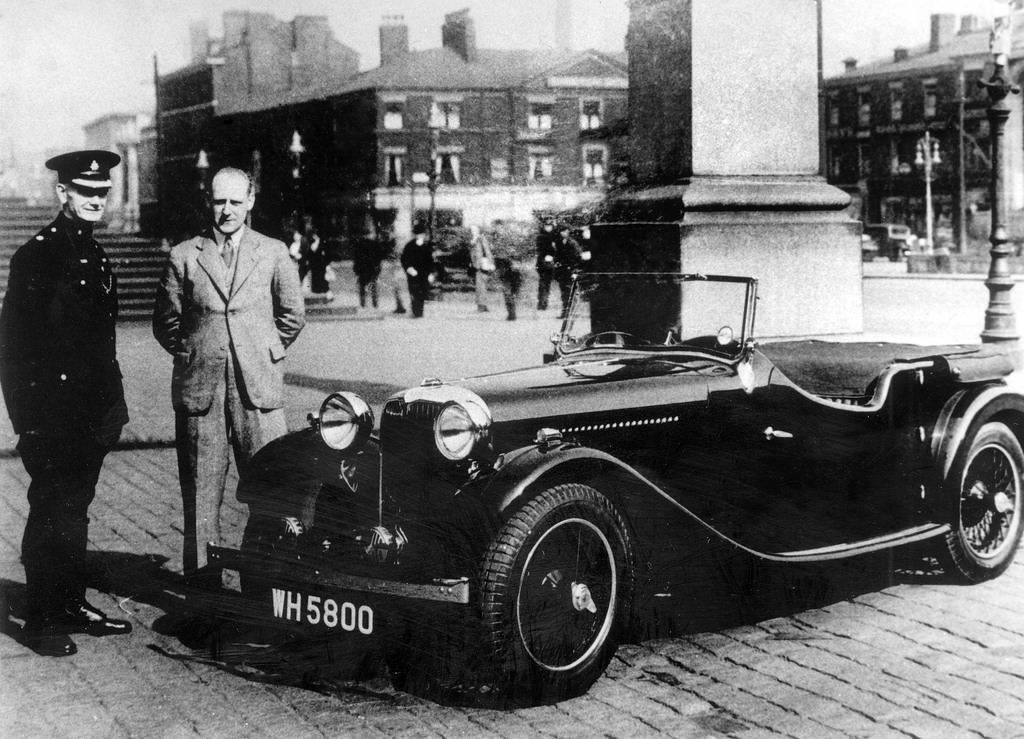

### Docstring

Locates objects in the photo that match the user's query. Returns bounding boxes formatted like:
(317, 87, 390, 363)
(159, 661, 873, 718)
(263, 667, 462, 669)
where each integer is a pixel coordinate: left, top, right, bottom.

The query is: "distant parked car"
(864, 223, 917, 261)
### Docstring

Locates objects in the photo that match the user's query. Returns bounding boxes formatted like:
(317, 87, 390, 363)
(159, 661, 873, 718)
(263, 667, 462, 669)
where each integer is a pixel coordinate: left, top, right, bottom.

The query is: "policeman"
(0, 150, 132, 657)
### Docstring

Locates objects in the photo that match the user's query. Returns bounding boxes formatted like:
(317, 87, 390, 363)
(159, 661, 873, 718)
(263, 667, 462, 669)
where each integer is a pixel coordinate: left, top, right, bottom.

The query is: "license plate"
(270, 588, 374, 634)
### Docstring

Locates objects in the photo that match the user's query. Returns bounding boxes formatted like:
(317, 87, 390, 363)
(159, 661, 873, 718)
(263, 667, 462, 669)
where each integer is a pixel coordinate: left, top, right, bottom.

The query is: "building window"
(528, 102, 553, 130)
(490, 158, 510, 181)
(580, 99, 602, 130)
(430, 101, 461, 129)
(582, 146, 607, 185)
(385, 153, 404, 186)
(857, 143, 871, 178)
(384, 102, 404, 130)
(828, 148, 842, 179)
(923, 82, 938, 119)
(857, 91, 871, 127)
(435, 153, 460, 184)
(889, 83, 903, 123)
(828, 92, 840, 127)
(528, 151, 553, 180)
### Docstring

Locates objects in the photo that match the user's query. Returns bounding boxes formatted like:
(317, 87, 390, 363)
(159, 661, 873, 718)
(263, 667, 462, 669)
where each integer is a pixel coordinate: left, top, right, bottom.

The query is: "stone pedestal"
(596, 0, 861, 337)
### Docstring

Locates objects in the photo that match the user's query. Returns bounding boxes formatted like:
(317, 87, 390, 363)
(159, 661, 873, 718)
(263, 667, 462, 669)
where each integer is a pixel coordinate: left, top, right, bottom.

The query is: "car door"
(700, 354, 923, 555)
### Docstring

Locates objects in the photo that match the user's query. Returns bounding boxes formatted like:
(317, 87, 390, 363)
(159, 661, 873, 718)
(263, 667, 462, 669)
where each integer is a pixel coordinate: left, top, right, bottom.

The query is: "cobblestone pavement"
(2, 267, 1024, 737)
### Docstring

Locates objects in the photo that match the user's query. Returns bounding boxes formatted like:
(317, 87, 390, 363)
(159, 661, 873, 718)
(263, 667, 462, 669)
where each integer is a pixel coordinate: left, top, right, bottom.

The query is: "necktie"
(222, 235, 235, 269)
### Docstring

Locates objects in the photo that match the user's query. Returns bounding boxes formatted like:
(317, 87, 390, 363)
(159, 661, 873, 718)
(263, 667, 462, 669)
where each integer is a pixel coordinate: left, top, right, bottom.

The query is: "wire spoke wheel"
(516, 517, 616, 671)
(480, 483, 633, 705)
(943, 421, 1024, 582)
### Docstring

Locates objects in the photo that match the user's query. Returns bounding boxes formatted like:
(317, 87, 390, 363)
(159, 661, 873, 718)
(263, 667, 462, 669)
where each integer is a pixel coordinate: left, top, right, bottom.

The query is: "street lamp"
(410, 171, 429, 234)
(979, 4, 1020, 346)
(195, 149, 209, 194)
(426, 127, 440, 245)
(914, 132, 940, 252)
(289, 130, 305, 218)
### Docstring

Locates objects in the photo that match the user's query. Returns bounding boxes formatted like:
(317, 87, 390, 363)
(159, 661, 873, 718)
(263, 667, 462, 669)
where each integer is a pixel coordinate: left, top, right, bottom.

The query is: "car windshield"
(557, 273, 756, 358)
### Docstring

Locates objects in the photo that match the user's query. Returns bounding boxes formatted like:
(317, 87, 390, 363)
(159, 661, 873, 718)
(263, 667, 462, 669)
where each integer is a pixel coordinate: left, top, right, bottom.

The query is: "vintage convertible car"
(208, 272, 1024, 706)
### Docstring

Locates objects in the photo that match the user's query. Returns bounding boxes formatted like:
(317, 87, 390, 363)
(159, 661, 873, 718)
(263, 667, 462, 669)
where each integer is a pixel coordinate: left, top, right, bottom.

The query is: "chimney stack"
(843, 57, 857, 73)
(189, 20, 210, 64)
(930, 13, 956, 52)
(442, 9, 477, 63)
(958, 15, 984, 35)
(893, 47, 909, 63)
(379, 15, 409, 66)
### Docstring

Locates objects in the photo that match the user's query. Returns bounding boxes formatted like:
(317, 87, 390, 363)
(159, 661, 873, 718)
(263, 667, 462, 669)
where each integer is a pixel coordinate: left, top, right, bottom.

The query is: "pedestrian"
(535, 217, 557, 310)
(0, 150, 132, 657)
(553, 222, 583, 317)
(468, 224, 495, 313)
(153, 166, 306, 577)
(379, 225, 407, 314)
(353, 229, 384, 308)
(302, 213, 332, 300)
(401, 222, 435, 318)
(490, 221, 526, 321)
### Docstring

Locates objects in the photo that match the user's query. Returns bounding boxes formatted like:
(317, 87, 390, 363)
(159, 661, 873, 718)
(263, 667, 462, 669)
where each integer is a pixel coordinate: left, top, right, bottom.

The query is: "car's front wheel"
(479, 483, 633, 705)
(941, 421, 1024, 582)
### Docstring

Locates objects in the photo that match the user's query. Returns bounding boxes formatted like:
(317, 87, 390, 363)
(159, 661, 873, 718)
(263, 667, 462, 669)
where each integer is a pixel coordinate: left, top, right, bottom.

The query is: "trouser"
(537, 268, 553, 310)
(501, 271, 522, 319)
(358, 276, 379, 307)
(175, 354, 287, 573)
(407, 276, 430, 317)
(474, 269, 490, 309)
(385, 260, 407, 310)
(19, 432, 109, 623)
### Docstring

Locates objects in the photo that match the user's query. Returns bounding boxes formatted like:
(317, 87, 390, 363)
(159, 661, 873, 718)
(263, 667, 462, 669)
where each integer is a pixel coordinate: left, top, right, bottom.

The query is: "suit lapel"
(195, 234, 231, 303)
(230, 230, 260, 296)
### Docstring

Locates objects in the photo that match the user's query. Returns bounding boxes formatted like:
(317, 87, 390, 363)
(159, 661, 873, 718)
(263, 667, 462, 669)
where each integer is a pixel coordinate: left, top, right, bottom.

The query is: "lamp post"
(288, 130, 305, 220)
(979, 4, 1020, 346)
(914, 132, 941, 252)
(410, 171, 429, 235)
(195, 149, 209, 194)
(426, 127, 440, 245)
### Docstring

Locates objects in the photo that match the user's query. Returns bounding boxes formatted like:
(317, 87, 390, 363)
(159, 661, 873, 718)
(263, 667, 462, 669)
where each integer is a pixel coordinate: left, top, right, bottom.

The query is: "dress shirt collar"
(214, 225, 244, 250)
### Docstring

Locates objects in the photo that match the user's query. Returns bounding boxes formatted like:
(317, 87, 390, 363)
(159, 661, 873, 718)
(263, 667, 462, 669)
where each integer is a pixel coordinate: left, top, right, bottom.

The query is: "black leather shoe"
(23, 623, 77, 657)
(61, 601, 132, 636)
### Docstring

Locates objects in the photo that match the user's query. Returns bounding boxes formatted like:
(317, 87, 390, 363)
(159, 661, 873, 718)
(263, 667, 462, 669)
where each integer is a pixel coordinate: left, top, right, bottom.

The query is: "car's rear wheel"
(941, 421, 1024, 582)
(479, 483, 633, 705)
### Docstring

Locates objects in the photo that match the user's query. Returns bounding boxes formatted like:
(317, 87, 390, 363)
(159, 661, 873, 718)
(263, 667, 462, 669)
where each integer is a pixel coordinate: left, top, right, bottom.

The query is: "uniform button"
(80, 280, 87, 285)
(50, 227, 57, 233)
(60, 374, 67, 381)
(35, 235, 44, 241)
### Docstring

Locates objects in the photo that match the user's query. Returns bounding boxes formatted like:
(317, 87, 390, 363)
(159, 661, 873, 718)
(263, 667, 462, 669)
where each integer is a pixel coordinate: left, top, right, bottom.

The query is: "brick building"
(154, 10, 360, 240)
(155, 9, 627, 244)
(823, 9, 1024, 251)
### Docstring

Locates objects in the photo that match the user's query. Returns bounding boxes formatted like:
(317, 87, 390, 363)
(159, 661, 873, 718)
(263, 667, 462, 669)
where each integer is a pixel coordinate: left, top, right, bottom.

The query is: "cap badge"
(90, 160, 99, 171)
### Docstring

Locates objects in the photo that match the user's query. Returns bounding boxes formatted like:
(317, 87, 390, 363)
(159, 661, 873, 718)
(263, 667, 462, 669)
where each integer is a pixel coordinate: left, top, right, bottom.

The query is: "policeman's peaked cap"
(45, 150, 120, 188)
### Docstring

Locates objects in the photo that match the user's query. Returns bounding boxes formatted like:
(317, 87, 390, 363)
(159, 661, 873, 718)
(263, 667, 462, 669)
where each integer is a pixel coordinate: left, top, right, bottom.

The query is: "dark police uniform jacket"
(0, 214, 128, 443)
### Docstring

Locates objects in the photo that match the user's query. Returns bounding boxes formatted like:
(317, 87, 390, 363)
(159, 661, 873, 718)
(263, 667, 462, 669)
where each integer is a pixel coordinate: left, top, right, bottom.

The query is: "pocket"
(269, 344, 286, 363)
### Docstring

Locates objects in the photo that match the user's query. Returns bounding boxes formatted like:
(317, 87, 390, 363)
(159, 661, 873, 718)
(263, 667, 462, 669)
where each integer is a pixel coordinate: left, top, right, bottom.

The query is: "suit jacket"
(0, 214, 127, 440)
(401, 237, 434, 282)
(152, 226, 305, 413)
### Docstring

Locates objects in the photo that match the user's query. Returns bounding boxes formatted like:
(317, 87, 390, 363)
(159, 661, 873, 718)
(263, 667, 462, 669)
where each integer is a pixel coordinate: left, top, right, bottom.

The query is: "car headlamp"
(318, 392, 374, 451)
(434, 398, 491, 460)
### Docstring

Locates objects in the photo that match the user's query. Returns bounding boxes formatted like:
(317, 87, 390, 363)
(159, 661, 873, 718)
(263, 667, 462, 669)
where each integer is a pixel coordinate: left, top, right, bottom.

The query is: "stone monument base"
(592, 177, 862, 338)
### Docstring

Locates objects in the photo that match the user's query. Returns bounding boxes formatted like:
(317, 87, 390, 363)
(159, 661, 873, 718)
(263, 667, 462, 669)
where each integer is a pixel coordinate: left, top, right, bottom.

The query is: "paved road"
(3, 265, 1024, 737)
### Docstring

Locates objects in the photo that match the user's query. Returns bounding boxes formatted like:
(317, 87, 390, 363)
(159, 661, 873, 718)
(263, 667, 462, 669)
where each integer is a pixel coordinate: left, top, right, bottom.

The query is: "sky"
(0, 0, 1007, 165)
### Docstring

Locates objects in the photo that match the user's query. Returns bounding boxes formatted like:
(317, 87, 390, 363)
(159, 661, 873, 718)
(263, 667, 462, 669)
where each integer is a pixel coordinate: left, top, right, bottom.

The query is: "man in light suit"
(153, 167, 305, 575)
